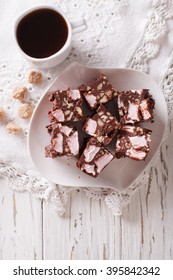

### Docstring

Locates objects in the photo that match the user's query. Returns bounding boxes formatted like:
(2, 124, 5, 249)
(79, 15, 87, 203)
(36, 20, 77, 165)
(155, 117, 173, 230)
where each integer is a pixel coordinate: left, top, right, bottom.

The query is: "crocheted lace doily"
(0, 0, 173, 215)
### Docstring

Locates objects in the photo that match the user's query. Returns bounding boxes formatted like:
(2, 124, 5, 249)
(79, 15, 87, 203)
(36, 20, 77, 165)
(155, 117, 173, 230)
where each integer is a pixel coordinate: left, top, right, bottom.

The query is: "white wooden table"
(0, 119, 172, 260)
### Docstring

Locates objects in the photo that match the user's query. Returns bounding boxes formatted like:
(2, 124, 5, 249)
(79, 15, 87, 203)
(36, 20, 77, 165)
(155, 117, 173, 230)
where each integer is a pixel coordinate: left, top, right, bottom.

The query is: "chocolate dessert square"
(79, 73, 116, 110)
(117, 89, 155, 124)
(45, 123, 79, 157)
(83, 104, 119, 145)
(77, 137, 114, 177)
(49, 88, 83, 122)
(115, 125, 151, 160)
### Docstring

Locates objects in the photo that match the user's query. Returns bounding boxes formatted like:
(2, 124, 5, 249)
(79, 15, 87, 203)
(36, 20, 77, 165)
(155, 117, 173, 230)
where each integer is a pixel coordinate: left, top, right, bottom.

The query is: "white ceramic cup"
(14, 5, 87, 69)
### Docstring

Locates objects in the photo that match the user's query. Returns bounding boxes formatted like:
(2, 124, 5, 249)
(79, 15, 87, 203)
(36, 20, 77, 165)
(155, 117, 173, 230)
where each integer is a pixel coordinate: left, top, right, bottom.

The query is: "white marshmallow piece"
(140, 99, 151, 120)
(83, 164, 96, 176)
(60, 125, 72, 136)
(95, 153, 113, 173)
(52, 109, 65, 122)
(70, 89, 81, 100)
(53, 134, 63, 154)
(85, 119, 97, 135)
(121, 125, 135, 134)
(67, 131, 79, 156)
(85, 94, 97, 108)
(127, 103, 140, 122)
(126, 148, 146, 160)
(84, 145, 100, 162)
(129, 135, 148, 149)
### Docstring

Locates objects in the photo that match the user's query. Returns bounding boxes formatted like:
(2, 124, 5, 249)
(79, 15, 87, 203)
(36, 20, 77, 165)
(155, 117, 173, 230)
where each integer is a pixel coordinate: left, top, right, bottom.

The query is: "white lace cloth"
(0, 0, 173, 215)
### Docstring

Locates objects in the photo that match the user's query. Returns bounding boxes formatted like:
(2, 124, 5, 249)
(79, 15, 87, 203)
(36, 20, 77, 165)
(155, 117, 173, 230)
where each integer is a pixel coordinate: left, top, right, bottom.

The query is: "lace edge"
(0, 162, 113, 215)
(127, 0, 173, 73)
(0, 162, 68, 216)
(160, 48, 173, 119)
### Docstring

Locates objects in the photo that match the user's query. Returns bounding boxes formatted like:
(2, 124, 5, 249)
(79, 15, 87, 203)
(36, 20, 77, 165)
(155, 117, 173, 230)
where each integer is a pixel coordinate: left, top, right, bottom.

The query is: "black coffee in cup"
(16, 8, 68, 59)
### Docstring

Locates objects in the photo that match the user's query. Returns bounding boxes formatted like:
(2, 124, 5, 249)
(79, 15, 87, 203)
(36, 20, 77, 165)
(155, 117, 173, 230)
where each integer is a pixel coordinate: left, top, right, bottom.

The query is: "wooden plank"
(121, 191, 143, 259)
(43, 189, 122, 259)
(121, 118, 173, 259)
(0, 177, 43, 259)
(161, 119, 173, 259)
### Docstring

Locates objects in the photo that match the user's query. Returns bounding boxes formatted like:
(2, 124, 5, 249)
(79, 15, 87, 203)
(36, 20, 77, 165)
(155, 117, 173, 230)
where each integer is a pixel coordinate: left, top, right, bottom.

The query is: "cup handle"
(71, 18, 87, 35)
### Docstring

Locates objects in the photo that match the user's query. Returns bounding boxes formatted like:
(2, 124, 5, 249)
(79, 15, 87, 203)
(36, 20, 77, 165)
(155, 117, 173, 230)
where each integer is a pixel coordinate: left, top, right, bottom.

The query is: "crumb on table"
(28, 70, 42, 84)
(18, 103, 33, 119)
(6, 122, 22, 134)
(12, 86, 28, 101)
(0, 107, 5, 121)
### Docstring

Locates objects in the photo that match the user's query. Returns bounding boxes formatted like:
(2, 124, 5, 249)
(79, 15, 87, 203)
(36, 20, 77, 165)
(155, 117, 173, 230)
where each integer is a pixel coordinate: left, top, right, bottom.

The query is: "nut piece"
(76, 107, 83, 116)
(97, 83, 103, 90)
(100, 95, 108, 103)
(6, 122, 22, 134)
(28, 70, 42, 84)
(105, 90, 112, 97)
(18, 103, 33, 119)
(12, 86, 28, 100)
(0, 107, 4, 121)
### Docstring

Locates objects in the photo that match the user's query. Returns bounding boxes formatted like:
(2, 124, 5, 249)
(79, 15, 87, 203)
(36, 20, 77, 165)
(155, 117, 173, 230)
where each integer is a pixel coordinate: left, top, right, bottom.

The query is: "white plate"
(28, 62, 168, 191)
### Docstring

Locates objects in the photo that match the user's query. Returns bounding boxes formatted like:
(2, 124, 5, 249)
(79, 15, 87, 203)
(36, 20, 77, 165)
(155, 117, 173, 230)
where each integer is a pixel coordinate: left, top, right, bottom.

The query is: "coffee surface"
(16, 8, 68, 58)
